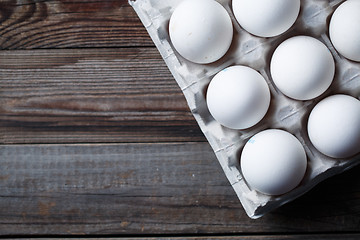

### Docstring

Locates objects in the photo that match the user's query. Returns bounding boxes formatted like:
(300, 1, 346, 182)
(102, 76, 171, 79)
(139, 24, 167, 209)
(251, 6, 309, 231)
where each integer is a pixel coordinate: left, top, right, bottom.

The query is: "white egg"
(232, 0, 300, 37)
(169, 0, 233, 64)
(206, 66, 270, 129)
(307, 94, 360, 158)
(329, 0, 360, 62)
(270, 36, 335, 100)
(241, 129, 307, 196)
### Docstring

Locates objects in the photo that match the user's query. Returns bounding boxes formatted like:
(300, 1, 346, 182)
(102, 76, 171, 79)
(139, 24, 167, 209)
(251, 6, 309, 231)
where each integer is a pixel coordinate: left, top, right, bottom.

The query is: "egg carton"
(129, 0, 360, 218)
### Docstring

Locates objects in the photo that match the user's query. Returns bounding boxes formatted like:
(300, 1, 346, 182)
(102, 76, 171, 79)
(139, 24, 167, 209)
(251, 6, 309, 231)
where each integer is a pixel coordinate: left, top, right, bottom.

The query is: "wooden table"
(0, 1, 359, 239)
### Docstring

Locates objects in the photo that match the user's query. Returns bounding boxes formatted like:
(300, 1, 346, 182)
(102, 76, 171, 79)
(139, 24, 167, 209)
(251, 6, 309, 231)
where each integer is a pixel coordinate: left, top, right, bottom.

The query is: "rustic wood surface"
(0, 48, 204, 144)
(1, 143, 360, 236)
(0, 0, 360, 239)
(0, 1, 152, 49)
(8, 236, 360, 240)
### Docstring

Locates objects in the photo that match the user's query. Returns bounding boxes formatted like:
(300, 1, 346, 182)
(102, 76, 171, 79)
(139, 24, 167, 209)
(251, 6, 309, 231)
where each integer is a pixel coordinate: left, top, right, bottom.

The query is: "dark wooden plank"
(0, 143, 359, 235)
(7, 235, 360, 239)
(0, 0, 152, 49)
(0, 48, 205, 144)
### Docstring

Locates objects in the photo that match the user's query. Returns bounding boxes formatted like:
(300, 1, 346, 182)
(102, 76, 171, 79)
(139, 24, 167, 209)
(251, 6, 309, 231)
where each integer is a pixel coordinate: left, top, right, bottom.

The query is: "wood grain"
(7, 235, 360, 239)
(0, 48, 205, 144)
(0, 0, 153, 49)
(1, 0, 360, 238)
(0, 143, 359, 235)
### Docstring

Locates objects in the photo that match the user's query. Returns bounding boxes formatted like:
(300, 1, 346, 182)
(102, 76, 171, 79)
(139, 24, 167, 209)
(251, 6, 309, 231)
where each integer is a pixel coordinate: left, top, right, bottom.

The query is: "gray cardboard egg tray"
(129, 0, 360, 218)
